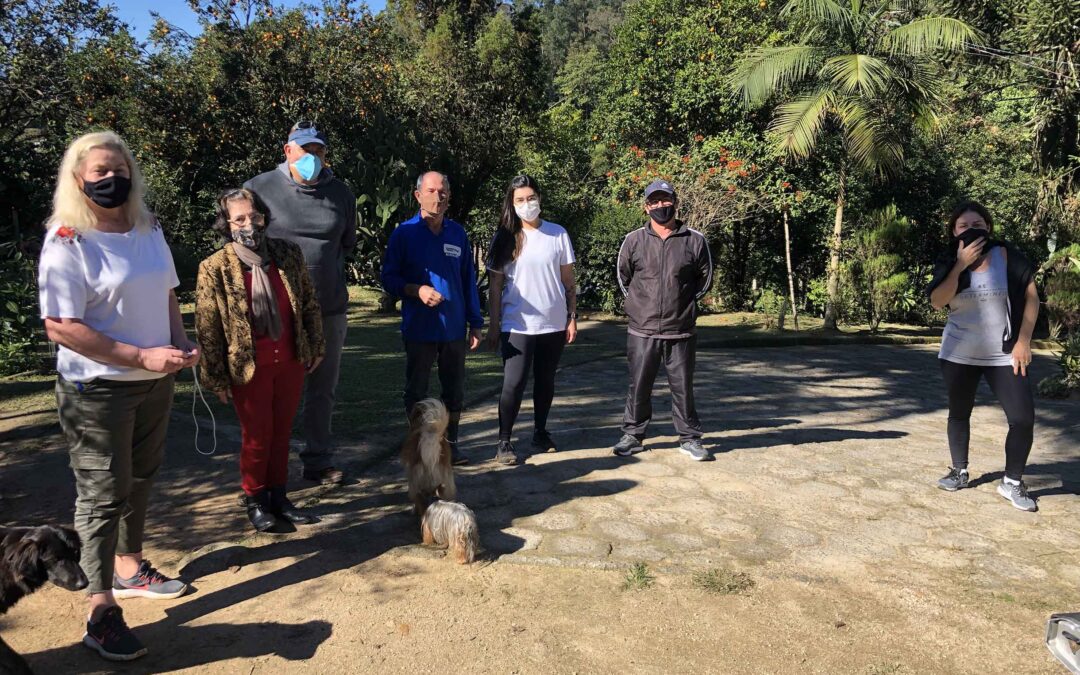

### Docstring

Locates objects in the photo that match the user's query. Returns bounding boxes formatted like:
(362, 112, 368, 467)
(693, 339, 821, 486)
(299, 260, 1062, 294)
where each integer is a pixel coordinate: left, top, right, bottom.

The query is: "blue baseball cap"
(644, 179, 676, 200)
(287, 123, 327, 147)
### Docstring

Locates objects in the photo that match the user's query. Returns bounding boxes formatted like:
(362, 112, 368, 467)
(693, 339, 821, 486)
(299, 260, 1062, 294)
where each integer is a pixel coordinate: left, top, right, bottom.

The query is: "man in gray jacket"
(245, 121, 357, 484)
(614, 179, 713, 461)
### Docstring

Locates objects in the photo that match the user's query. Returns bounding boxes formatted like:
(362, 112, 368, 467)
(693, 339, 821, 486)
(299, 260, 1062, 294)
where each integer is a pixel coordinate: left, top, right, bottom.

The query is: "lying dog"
(402, 398, 457, 515)
(0, 525, 88, 675)
(421, 500, 479, 564)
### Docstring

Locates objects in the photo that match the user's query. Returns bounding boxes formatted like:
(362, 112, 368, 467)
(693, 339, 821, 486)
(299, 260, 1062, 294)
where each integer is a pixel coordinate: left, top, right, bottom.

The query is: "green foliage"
(692, 567, 755, 595)
(575, 202, 641, 312)
(846, 205, 912, 332)
(622, 562, 654, 591)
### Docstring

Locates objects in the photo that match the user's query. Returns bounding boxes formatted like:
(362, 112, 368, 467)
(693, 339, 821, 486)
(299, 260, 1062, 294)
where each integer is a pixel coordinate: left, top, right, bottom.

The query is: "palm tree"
(729, 0, 980, 329)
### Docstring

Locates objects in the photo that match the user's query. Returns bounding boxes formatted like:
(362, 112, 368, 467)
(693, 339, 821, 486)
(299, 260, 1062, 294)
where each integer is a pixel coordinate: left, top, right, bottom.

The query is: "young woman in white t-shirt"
(37, 131, 199, 662)
(485, 175, 577, 465)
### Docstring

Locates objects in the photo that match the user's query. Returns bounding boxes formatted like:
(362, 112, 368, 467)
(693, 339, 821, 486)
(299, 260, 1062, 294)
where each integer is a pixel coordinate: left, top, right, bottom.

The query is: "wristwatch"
(567, 312, 578, 321)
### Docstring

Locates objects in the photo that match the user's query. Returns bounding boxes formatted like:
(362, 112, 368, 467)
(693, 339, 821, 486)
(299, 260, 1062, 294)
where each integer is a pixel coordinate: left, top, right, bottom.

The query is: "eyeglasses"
(646, 198, 674, 206)
(228, 214, 265, 227)
(293, 119, 316, 131)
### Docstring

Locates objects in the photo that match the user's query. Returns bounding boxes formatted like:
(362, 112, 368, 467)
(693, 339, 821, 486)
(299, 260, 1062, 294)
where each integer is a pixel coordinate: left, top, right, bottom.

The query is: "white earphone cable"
(191, 364, 218, 456)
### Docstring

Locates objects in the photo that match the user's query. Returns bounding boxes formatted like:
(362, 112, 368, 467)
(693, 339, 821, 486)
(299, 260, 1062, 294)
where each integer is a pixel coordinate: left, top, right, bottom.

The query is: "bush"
(575, 201, 642, 312)
(846, 205, 912, 332)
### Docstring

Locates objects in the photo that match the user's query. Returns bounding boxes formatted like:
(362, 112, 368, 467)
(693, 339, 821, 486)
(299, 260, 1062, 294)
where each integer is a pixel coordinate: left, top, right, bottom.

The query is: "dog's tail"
(454, 528, 477, 564)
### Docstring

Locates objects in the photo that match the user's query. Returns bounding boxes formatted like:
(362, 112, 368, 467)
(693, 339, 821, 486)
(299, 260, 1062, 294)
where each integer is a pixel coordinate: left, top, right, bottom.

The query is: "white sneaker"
(997, 479, 1037, 512)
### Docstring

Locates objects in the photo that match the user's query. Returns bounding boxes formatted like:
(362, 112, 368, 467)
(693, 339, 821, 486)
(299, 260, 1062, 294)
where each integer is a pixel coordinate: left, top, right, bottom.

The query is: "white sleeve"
(156, 225, 181, 290)
(560, 230, 576, 266)
(38, 229, 87, 320)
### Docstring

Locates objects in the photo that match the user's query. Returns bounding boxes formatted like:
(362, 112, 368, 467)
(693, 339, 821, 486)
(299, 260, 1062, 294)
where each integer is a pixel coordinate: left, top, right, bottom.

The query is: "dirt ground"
(1, 341, 1076, 674)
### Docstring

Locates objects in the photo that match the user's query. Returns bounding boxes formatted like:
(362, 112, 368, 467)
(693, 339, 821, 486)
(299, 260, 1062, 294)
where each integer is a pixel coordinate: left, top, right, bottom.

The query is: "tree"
(846, 204, 911, 332)
(729, 0, 980, 329)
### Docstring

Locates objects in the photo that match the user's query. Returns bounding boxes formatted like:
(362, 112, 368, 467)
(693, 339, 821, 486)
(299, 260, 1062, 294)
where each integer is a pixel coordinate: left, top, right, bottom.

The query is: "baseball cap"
(287, 121, 327, 147)
(644, 179, 676, 200)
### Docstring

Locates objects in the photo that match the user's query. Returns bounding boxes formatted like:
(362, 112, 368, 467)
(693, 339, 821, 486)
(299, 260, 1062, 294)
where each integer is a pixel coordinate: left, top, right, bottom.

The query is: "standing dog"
(1, 525, 89, 674)
(401, 398, 457, 515)
(421, 500, 479, 564)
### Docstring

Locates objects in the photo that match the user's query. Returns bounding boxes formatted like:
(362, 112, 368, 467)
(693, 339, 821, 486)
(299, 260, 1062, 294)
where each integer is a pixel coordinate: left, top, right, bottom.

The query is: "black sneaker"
(83, 606, 147, 661)
(450, 442, 469, 466)
(532, 430, 557, 453)
(612, 434, 643, 457)
(494, 440, 518, 465)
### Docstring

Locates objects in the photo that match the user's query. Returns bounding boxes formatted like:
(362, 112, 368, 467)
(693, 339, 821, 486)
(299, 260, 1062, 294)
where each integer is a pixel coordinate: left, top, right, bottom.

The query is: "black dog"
(0, 525, 88, 675)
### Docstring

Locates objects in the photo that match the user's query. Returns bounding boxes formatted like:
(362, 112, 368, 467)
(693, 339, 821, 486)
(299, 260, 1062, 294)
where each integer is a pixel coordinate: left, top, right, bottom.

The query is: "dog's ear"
(7, 535, 44, 583)
(53, 526, 83, 555)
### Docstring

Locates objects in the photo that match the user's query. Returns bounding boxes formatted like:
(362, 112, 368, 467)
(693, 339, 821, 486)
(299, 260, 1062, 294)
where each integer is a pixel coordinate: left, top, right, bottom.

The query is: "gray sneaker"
(612, 434, 643, 457)
(112, 560, 187, 600)
(937, 467, 970, 491)
(997, 479, 1038, 512)
(494, 440, 518, 465)
(679, 439, 710, 461)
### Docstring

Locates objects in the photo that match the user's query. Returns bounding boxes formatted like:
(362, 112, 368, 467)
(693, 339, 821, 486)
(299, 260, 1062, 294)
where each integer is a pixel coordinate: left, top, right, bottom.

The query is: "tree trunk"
(823, 162, 846, 331)
(782, 206, 799, 331)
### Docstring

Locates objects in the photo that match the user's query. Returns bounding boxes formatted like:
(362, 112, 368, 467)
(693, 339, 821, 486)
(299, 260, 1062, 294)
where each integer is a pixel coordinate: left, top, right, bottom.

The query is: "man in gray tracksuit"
(613, 179, 714, 461)
(245, 122, 357, 484)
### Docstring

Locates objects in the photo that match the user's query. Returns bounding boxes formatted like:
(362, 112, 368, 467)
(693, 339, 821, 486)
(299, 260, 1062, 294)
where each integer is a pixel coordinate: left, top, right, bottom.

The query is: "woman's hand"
(306, 355, 324, 373)
(1011, 339, 1032, 377)
(486, 327, 500, 351)
(956, 237, 985, 269)
(138, 347, 190, 374)
(566, 319, 577, 345)
(215, 389, 230, 405)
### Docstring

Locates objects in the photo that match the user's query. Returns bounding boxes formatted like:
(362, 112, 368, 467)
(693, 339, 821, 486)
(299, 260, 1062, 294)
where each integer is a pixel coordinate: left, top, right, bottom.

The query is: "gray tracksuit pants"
(622, 334, 702, 441)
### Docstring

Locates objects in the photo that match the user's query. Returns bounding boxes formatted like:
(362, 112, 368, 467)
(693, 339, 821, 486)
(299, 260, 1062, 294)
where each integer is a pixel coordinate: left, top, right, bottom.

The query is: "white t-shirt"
(496, 220, 575, 335)
(38, 222, 180, 382)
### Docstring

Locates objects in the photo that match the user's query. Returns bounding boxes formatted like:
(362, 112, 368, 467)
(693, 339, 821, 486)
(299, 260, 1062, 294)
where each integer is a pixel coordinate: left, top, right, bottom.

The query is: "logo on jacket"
(443, 244, 462, 258)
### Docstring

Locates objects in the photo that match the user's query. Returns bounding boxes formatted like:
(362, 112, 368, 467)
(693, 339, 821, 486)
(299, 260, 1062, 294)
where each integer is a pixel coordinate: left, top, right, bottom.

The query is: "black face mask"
(648, 205, 676, 225)
(950, 227, 988, 254)
(82, 175, 132, 209)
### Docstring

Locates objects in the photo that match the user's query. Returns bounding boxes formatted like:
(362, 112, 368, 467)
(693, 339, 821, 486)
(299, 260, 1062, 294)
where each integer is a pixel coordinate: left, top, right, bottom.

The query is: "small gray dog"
(421, 500, 479, 564)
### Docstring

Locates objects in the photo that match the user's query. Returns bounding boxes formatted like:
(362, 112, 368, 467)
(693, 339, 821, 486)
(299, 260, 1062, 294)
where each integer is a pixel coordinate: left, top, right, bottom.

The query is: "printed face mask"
(82, 175, 132, 209)
(231, 226, 263, 249)
(648, 204, 676, 225)
(291, 153, 322, 181)
(514, 200, 541, 222)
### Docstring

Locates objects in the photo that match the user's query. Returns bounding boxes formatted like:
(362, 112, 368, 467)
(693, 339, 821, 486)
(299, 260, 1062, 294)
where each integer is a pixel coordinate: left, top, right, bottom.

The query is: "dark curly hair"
(212, 188, 271, 242)
(946, 200, 993, 239)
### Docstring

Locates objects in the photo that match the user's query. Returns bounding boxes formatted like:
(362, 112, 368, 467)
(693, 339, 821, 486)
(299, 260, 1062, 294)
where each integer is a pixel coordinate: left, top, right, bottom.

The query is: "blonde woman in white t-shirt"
(37, 131, 199, 662)
(485, 175, 577, 465)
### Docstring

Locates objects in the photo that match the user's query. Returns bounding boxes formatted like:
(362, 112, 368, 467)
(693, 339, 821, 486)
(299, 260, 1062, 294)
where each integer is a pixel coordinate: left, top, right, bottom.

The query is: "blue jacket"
(381, 213, 484, 342)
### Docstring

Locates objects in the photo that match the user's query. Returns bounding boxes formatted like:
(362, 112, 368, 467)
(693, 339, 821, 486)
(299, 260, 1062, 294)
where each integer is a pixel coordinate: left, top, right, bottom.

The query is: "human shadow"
(25, 620, 332, 674)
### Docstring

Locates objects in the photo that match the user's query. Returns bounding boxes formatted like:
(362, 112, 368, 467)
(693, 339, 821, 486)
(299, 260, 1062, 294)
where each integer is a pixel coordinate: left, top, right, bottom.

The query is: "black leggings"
(939, 359, 1034, 480)
(498, 331, 566, 440)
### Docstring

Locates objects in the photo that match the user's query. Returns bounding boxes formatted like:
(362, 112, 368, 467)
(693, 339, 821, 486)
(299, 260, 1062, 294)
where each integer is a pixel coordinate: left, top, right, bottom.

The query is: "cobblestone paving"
(431, 344, 1080, 602)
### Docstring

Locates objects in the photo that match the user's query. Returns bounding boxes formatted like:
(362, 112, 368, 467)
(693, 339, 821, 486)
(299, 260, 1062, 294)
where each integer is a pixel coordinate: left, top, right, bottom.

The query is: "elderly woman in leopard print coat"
(195, 187, 325, 533)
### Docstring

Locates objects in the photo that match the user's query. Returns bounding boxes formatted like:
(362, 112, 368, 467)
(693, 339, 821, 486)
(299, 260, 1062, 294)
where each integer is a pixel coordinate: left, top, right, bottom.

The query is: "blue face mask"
(292, 153, 322, 182)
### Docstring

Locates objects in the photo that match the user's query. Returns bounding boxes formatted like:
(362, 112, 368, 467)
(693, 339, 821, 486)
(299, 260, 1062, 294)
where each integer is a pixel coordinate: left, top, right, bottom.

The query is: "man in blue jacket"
(381, 171, 484, 465)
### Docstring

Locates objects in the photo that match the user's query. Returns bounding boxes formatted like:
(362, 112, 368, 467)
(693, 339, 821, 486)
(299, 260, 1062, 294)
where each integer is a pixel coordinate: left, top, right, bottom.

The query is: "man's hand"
(138, 347, 190, 374)
(418, 285, 444, 307)
(485, 327, 500, 351)
(215, 389, 230, 405)
(566, 319, 577, 345)
(468, 328, 483, 351)
(307, 355, 324, 373)
(1011, 339, 1032, 377)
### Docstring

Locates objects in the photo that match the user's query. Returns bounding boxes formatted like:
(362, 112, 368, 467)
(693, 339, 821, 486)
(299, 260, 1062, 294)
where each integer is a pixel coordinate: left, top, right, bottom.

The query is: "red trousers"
(231, 359, 306, 495)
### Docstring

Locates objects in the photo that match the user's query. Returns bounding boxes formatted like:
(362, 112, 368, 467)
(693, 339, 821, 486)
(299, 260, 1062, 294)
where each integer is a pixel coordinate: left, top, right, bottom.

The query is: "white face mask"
(514, 200, 541, 223)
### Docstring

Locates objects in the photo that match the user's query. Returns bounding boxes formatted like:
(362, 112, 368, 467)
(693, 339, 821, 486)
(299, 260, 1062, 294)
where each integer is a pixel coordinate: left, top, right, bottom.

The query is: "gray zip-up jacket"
(617, 220, 713, 338)
(244, 163, 357, 316)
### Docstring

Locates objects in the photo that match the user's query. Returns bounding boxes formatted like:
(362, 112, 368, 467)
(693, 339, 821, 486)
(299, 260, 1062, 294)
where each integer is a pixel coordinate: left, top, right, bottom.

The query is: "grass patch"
(692, 568, 755, 595)
(866, 663, 902, 675)
(622, 562, 655, 591)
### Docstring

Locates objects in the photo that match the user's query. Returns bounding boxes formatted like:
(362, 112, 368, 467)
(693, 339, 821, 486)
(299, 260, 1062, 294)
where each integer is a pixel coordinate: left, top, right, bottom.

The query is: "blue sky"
(114, 1, 388, 40)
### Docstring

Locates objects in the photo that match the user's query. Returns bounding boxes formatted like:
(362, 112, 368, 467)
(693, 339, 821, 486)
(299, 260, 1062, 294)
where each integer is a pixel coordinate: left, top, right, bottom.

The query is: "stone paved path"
(432, 343, 1080, 603)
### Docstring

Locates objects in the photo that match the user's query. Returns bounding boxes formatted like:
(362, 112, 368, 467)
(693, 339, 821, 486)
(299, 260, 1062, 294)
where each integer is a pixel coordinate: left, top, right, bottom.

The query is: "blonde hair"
(48, 130, 154, 232)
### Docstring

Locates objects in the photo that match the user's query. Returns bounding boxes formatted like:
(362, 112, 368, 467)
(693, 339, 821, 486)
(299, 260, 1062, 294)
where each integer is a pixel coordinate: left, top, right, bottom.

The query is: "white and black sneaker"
(997, 478, 1038, 512)
(612, 434, 643, 457)
(937, 467, 970, 491)
(679, 439, 710, 461)
(83, 606, 147, 661)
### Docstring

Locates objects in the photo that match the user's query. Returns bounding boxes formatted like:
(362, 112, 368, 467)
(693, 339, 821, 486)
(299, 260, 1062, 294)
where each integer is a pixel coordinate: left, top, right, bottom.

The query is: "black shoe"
(494, 440, 518, 465)
(244, 491, 279, 532)
(268, 486, 316, 524)
(612, 434, 643, 457)
(83, 606, 147, 662)
(301, 466, 344, 485)
(450, 442, 469, 466)
(532, 430, 557, 453)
